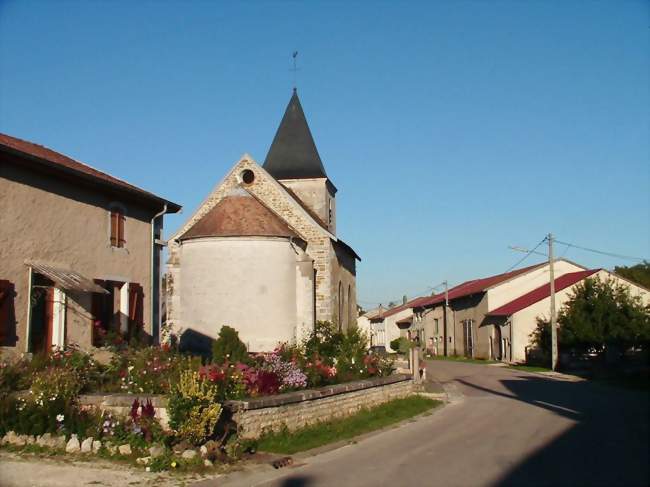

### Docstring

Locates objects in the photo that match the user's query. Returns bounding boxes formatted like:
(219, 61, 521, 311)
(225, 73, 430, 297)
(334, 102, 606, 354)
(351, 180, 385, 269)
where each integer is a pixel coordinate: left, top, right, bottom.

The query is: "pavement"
(205, 360, 649, 487)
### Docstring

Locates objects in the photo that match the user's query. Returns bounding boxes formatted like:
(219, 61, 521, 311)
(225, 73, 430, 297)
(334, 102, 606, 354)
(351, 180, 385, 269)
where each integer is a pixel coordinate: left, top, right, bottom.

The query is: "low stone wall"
(79, 393, 170, 429)
(77, 375, 414, 439)
(224, 374, 414, 439)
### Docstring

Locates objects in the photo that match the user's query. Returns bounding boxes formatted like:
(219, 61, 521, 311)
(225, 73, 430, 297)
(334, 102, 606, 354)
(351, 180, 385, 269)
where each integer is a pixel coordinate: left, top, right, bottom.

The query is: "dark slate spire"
(263, 89, 328, 180)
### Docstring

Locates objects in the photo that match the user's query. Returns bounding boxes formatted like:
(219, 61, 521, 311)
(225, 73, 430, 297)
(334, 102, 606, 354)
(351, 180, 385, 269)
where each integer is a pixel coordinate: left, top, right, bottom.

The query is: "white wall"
(384, 308, 413, 352)
(510, 269, 650, 362)
(176, 236, 299, 352)
(487, 260, 584, 312)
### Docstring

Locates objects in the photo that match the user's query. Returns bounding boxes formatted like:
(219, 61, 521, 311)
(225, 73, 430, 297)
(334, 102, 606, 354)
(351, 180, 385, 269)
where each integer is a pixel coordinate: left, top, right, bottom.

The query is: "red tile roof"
(414, 262, 546, 309)
(0, 132, 180, 212)
(487, 269, 600, 317)
(179, 193, 299, 240)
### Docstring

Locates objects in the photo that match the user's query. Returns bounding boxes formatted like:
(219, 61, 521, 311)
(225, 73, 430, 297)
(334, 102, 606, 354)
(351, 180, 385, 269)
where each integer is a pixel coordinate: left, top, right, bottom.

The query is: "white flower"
(145, 467, 151, 472)
(56, 414, 64, 422)
(128, 366, 134, 371)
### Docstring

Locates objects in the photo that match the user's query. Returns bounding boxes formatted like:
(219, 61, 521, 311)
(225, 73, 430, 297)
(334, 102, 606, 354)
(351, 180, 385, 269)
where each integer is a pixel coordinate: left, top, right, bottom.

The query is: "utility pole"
(548, 233, 558, 371)
(443, 280, 449, 357)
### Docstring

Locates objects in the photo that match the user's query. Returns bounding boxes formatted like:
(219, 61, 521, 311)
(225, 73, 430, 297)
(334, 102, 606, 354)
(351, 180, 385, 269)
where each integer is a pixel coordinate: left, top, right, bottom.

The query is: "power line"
(505, 236, 548, 273)
(554, 240, 646, 262)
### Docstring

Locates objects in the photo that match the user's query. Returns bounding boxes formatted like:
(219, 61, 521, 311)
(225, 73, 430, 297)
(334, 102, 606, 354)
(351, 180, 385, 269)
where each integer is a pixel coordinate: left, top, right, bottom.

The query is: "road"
(215, 361, 649, 487)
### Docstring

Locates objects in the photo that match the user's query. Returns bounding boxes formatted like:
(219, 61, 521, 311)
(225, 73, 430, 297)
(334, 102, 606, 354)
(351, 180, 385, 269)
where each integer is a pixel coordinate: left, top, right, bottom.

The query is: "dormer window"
(109, 206, 126, 248)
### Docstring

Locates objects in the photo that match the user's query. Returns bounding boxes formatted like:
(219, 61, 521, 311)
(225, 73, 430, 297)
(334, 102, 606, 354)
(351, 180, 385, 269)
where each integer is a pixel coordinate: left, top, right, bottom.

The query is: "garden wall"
(224, 374, 414, 439)
(78, 375, 414, 439)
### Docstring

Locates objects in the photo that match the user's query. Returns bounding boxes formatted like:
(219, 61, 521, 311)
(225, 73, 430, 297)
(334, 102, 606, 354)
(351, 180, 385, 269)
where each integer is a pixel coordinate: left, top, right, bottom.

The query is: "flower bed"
(0, 322, 394, 471)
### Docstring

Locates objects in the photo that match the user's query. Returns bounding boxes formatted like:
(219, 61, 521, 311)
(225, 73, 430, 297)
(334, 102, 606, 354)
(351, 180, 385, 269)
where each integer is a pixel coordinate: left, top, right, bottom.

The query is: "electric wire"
(505, 236, 548, 273)
(553, 240, 646, 262)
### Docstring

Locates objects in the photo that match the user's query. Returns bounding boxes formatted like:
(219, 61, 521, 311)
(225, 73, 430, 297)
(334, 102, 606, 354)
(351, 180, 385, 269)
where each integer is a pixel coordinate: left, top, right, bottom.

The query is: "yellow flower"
(171, 461, 177, 468)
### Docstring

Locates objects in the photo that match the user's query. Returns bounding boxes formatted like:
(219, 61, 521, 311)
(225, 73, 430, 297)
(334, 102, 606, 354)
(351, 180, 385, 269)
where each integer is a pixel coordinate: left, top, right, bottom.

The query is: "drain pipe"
(151, 204, 167, 344)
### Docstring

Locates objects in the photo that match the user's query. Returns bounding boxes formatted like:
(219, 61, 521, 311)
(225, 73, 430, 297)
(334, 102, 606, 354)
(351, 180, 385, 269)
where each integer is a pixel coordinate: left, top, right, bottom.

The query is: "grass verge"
(256, 395, 440, 455)
(428, 355, 496, 365)
(507, 365, 552, 373)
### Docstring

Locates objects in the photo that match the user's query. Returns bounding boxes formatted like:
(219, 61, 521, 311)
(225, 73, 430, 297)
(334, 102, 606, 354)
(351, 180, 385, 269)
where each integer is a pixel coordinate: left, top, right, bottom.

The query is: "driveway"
(213, 360, 649, 487)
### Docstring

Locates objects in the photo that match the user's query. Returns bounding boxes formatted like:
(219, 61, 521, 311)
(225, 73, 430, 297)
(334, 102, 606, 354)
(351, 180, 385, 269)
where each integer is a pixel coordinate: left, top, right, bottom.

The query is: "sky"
(1, 1, 648, 308)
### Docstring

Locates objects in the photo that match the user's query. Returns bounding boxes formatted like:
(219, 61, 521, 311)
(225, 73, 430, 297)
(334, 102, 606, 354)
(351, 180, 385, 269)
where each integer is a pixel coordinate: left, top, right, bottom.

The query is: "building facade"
(0, 133, 180, 356)
(165, 90, 359, 353)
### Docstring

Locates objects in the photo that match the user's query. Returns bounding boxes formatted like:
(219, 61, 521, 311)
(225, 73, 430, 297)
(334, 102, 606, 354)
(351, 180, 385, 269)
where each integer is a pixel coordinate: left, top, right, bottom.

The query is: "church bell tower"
(263, 89, 337, 234)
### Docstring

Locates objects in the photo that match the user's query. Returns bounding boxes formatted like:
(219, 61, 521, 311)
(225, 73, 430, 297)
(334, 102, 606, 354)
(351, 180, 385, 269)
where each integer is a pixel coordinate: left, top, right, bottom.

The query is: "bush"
(212, 326, 249, 364)
(303, 321, 343, 360)
(390, 337, 411, 354)
(105, 345, 196, 394)
(167, 370, 222, 445)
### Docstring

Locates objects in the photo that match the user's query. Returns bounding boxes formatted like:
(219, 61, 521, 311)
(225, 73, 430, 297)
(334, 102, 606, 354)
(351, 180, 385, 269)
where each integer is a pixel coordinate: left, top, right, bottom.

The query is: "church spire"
(263, 90, 328, 180)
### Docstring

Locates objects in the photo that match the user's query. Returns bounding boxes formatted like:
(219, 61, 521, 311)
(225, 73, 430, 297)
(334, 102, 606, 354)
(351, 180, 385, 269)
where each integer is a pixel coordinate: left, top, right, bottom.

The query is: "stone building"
(0, 133, 181, 356)
(165, 90, 360, 353)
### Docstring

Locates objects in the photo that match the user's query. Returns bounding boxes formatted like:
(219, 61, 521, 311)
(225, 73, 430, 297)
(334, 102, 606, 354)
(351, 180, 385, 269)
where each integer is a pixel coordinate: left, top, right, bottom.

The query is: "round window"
(240, 169, 255, 185)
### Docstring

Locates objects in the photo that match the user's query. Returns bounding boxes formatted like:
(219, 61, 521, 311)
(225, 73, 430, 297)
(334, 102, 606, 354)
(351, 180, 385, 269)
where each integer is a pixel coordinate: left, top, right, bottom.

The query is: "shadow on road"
(457, 375, 649, 487)
(277, 475, 313, 487)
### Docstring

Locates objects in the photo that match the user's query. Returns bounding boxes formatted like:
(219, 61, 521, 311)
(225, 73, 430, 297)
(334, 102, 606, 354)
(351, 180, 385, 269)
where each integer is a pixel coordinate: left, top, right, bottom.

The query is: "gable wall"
(168, 157, 336, 323)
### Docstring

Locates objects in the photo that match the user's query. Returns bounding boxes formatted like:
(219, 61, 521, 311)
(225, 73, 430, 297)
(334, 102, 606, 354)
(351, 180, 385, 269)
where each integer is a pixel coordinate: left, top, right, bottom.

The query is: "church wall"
(176, 236, 297, 352)
(279, 178, 335, 233)
(168, 157, 335, 323)
(331, 242, 357, 331)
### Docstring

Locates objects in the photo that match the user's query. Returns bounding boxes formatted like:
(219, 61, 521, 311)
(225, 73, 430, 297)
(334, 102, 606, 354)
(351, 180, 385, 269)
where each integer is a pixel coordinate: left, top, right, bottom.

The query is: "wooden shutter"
(0, 280, 13, 344)
(110, 211, 118, 247)
(118, 212, 126, 247)
(128, 283, 144, 337)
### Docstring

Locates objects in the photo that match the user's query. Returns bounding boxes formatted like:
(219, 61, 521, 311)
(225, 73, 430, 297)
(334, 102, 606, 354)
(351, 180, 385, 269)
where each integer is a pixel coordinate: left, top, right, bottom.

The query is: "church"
(165, 90, 360, 353)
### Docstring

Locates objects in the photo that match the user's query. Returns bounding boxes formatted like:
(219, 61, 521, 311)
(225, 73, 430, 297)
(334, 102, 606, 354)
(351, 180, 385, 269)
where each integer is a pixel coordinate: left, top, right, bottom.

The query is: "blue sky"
(1, 1, 648, 307)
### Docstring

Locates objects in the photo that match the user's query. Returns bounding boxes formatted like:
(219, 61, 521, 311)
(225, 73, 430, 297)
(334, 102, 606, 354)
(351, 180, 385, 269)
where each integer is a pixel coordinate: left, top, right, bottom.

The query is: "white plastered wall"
(510, 269, 650, 362)
(175, 236, 299, 352)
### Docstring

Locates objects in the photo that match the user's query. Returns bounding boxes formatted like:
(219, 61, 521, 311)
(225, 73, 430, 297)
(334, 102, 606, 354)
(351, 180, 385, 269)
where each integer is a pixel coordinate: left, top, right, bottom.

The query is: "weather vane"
(290, 51, 299, 90)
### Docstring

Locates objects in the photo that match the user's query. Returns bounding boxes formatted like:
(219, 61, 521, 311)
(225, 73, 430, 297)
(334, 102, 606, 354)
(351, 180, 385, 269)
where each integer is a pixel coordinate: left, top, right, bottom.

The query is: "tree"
(211, 326, 248, 364)
(531, 277, 650, 356)
(614, 261, 650, 290)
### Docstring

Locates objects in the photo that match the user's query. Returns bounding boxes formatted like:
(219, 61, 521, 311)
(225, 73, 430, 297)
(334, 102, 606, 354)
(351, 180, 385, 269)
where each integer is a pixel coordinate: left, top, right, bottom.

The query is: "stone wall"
(225, 375, 414, 440)
(78, 375, 413, 440)
(79, 393, 170, 430)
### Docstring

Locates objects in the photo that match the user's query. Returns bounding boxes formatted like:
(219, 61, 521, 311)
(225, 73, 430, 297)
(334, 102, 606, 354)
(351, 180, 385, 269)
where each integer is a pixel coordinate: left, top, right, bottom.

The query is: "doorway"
(29, 279, 54, 354)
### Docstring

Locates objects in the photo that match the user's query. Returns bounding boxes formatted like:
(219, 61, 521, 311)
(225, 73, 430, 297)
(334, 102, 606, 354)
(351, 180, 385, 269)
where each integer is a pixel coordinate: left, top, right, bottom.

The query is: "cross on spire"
(290, 51, 299, 90)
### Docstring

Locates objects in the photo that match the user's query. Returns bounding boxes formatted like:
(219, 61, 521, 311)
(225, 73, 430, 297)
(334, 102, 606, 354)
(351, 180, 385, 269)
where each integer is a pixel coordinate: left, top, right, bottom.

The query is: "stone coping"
(73, 374, 411, 410)
(224, 374, 412, 411)
(79, 393, 168, 408)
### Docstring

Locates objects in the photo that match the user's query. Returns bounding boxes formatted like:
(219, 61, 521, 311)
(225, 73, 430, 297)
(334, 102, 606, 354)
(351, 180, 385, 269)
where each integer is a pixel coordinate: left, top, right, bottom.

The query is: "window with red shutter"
(109, 207, 126, 248)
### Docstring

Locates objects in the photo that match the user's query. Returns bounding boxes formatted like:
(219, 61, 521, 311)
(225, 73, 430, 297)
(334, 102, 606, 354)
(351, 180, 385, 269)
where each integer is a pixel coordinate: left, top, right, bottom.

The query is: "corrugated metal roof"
(487, 269, 600, 317)
(26, 262, 109, 294)
(414, 262, 546, 309)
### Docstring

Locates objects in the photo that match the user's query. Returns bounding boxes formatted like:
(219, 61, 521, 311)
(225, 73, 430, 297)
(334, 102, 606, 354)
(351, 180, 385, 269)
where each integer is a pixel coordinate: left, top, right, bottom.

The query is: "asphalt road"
(215, 361, 649, 487)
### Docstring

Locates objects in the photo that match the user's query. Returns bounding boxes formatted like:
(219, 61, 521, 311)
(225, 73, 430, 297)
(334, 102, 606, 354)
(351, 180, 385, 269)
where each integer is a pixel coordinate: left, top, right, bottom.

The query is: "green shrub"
(303, 321, 344, 361)
(212, 326, 248, 364)
(168, 370, 222, 445)
(390, 337, 411, 354)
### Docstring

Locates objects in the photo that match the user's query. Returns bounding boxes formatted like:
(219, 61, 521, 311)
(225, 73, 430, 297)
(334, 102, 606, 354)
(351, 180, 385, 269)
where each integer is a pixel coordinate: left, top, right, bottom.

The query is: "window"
(110, 207, 126, 248)
(434, 318, 439, 335)
(328, 199, 332, 225)
(240, 169, 255, 185)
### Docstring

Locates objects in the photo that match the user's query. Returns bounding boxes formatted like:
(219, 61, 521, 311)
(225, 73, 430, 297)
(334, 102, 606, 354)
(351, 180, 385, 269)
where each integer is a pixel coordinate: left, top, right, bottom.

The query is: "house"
(356, 305, 385, 349)
(165, 89, 360, 353)
(366, 297, 430, 352)
(486, 269, 650, 362)
(0, 133, 181, 356)
(411, 259, 586, 360)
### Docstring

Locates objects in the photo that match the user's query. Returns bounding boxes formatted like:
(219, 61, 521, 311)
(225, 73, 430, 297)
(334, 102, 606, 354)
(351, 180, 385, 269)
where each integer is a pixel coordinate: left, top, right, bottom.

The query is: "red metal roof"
(487, 269, 600, 317)
(0, 132, 181, 212)
(414, 262, 546, 309)
(377, 296, 432, 319)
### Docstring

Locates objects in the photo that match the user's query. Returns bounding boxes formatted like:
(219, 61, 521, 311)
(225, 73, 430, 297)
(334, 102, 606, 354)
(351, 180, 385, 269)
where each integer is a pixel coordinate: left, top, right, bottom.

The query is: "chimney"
(402, 295, 407, 305)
